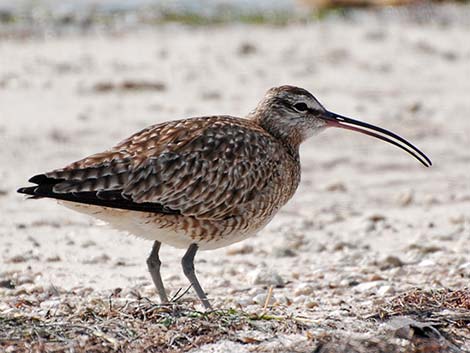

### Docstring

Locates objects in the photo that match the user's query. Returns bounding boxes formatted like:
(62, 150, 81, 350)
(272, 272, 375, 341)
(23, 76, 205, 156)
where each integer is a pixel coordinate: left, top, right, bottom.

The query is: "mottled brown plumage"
(47, 116, 299, 220)
(18, 85, 431, 309)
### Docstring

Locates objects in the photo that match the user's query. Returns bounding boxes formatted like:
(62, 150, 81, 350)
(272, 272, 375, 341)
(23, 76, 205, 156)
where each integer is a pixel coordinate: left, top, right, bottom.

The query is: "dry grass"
(384, 288, 470, 314)
(299, 0, 416, 9)
(0, 290, 309, 353)
(376, 288, 470, 352)
(1, 288, 470, 352)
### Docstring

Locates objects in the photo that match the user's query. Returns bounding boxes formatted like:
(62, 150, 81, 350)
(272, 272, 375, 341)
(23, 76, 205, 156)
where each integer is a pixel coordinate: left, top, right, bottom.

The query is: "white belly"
(58, 201, 257, 250)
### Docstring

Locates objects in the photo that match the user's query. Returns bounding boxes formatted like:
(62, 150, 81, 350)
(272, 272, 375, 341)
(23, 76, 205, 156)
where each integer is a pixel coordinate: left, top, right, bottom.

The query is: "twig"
(261, 285, 273, 317)
(171, 285, 192, 303)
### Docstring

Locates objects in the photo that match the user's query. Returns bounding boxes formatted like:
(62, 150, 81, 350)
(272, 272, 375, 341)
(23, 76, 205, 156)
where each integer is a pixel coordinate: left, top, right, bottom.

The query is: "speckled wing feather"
(23, 116, 287, 220)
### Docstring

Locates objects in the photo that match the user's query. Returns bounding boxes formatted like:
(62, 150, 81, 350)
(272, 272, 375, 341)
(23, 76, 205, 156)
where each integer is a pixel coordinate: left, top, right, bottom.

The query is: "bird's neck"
(248, 113, 301, 161)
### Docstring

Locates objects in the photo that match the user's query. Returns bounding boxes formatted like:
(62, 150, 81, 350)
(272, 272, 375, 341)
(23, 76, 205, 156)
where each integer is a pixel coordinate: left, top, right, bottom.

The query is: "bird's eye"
(293, 102, 308, 112)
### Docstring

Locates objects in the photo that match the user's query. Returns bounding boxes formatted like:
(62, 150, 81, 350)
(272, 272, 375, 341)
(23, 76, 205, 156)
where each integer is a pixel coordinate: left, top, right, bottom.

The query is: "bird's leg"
(182, 244, 212, 310)
(146, 241, 169, 304)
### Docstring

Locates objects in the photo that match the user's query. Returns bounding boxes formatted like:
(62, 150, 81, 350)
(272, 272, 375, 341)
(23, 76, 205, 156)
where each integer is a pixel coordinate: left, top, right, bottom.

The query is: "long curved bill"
(322, 111, 432, 167)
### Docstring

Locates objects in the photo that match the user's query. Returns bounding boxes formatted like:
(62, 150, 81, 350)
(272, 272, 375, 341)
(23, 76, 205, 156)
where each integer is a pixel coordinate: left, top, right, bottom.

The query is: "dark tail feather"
(17, 180, 62, 199)
(17, 186, 43, 199)
(18, 173, 63, 199)
(17, 176, 180, 214)
(29, 174, 57, 184)
(17, 186, 38, 195)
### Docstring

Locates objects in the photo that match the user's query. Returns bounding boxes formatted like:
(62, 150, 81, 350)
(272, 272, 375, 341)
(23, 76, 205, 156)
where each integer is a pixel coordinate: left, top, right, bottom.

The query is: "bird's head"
(250, 85, 431, 167)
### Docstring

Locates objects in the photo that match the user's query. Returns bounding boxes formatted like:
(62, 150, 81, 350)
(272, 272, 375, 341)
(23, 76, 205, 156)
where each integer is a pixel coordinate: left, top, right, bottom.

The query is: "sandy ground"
(1, 9, 470, 352)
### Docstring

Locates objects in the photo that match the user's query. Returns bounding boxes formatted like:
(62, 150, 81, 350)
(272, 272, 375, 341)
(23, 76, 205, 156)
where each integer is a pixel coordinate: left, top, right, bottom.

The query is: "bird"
(18, 85, 432, 310)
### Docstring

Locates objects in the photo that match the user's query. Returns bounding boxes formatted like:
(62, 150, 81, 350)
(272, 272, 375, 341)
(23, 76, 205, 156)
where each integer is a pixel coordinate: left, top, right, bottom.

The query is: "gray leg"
(182, 244, 212, 310)
(146, 241, 169, 304)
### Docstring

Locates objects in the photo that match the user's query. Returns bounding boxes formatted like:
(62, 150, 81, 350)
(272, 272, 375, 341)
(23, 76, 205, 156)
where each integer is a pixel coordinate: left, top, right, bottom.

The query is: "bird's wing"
(20, 116, 284, 220)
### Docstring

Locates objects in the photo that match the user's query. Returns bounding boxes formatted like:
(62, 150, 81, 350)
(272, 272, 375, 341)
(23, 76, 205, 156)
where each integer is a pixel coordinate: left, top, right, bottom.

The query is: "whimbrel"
(18, 85, 431, 309)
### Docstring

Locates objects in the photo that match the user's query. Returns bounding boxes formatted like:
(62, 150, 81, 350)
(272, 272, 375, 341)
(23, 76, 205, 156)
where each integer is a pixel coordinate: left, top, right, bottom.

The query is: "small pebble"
(457, 263, 470, 277)
(354, 281, 383, 293)
(305, 298, 318, 308)
(293, 295, 318, 308)
(248, 287, 264, 296)
(252, 292, 274, 306)
(226, 244, 254, 256)
(46, 255, 61, 262)
(73, 287, 94, 296)
(248, 268, 284, 287)
(273, 295, 289, 305)
(293, 295, 308, 304)
(397, 190, 414, 207)
(325, 181, 347, 192)
(272, 247, 297, 258)
(17, 275, 34, 285)
(418, 259, 436, 267)
(294, 283, 314, 296)
(377, 285, 394, 297)
(238, 42, 257, 55)
(368, 274, 384, 281)
(449, 214, 465, 224)
(81, 240, 96, 248)
(339, 279, 359, 287)
(12, 288, 27, 296)
(6, 254, 28, 263)
(333, 241, 356, 251)
(237, 297, 254, 306)
(83, 254, 110, 264)
(368, 214, 386, 222)
(423, 195, 439, 205)
(379, 255, 404, 270)
(407, 102, 422, 114)
(39, 299, 61, 310)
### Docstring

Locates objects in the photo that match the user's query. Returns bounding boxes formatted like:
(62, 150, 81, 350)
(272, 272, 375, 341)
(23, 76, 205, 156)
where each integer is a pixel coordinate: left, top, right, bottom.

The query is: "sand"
(1, 7, 470, 352)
